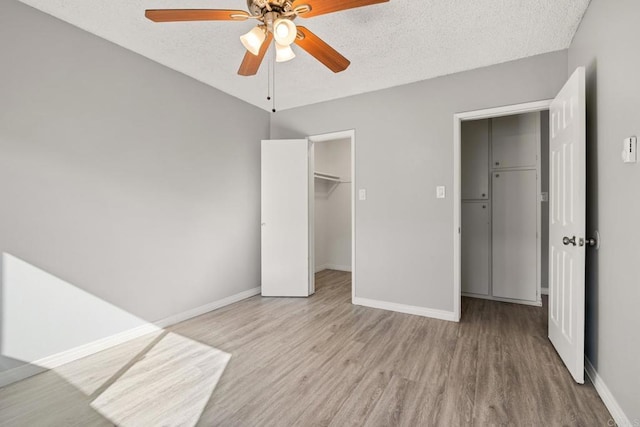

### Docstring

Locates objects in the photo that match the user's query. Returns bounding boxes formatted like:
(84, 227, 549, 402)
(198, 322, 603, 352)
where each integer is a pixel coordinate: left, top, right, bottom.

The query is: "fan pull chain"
(267, 46, 272, 102)
(271, 45, 277, 113)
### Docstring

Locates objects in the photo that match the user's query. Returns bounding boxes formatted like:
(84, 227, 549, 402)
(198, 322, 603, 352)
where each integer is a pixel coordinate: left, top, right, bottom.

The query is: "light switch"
(622, 136, 637, 163)
(436, 186, 446, 199)
(358, 189, 367, 201)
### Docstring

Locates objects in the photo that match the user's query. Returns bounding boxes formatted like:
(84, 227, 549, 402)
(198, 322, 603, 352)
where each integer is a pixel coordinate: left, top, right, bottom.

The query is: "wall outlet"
(358, 189, 367, 201)
(436, 186, 446, 199)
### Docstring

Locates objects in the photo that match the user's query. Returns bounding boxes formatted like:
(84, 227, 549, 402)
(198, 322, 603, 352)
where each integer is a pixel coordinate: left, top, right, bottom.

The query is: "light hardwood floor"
(0, 270, 612, 426)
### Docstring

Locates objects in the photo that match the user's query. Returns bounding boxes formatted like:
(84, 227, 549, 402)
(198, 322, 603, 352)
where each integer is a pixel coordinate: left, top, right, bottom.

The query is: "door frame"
(308, 130, 356, 301)
(453, 100, 552, 321)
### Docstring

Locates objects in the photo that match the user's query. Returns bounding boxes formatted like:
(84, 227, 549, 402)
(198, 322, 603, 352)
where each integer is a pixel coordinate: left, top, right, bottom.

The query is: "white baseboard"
(39, 323, 162, 371)
(585, 358, 632, 427)
(0, 323, 162, 389)
(155, 287, 260, 328)
(315, 264, 352, 273)
(462, 292, 543, 307)
(353, 297, 457, 322)
(0, 286, 260, 388)
(541, 287, 549, 295)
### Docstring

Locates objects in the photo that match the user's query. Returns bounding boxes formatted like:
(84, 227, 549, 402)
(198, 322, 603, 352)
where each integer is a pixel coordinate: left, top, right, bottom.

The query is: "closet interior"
(313, 138, 352, 274)
(461, 111, 550, 305)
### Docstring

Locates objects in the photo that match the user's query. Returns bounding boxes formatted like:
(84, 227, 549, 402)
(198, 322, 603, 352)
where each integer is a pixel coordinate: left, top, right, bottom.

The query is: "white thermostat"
(622, 136, 637, 163)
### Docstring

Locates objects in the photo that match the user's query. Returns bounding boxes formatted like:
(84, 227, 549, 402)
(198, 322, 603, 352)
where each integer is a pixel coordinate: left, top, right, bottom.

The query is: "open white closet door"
(261, 139, 311, 297)
(548, 67, 587, 384)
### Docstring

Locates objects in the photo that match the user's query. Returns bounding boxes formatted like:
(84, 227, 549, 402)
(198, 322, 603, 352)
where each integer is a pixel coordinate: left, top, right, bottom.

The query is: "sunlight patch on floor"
(1, 253, 231, 426)
(52, 330, 164, 396)
(90, 332, 230, 427)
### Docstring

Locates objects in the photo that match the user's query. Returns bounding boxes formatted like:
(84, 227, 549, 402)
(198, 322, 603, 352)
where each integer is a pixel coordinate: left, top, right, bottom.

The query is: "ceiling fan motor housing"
(247, 0, 294, 17)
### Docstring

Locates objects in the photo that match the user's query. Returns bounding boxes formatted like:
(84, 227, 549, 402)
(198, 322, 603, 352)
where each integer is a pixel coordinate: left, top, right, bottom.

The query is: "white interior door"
(548, 67, 586, 384)
(261, 139, 310, 297)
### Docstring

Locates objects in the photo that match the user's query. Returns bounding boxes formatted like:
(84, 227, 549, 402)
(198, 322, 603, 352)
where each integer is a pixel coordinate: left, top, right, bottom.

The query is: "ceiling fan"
(145, 0, 389, 76)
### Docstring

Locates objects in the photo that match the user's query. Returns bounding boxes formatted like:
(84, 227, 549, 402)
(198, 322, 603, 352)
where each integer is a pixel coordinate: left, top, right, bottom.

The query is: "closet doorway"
(459, 110, 549, 307)
(309, 131, 355, 297)
(452, 100, 554, 319)
(260, 130, 355, 298)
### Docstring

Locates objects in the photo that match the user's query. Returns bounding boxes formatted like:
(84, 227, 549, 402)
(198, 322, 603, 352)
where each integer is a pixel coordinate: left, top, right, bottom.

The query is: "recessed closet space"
(461, 111, 550, 305)
(313, 138, 352, 274)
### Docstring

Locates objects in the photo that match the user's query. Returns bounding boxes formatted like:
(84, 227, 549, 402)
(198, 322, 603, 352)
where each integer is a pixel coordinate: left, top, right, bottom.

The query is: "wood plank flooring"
(0, 270, 612, 426)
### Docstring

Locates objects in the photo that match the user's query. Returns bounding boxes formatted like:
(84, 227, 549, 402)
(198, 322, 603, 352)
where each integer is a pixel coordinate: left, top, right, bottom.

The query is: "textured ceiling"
(17, 0, 590, 111)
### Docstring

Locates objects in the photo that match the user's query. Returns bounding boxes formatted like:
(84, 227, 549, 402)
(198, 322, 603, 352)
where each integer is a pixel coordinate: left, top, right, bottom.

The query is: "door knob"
(584, 231, 601, 249)
(582, 237, 598, 247)
(563, 236, 577, 246)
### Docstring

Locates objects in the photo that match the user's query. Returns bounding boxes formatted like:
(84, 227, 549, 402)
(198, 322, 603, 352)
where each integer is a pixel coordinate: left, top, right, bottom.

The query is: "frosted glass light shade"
(275, 43, 296, 62)
(240, 26, 266, 55)
(273, 18, 297, 46)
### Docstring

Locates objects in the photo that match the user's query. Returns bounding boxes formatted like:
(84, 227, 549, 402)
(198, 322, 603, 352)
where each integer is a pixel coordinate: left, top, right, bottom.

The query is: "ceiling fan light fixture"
(240, 25, 266, 56)
(275, 42, 296, 62)
(273, 18, 297, 46)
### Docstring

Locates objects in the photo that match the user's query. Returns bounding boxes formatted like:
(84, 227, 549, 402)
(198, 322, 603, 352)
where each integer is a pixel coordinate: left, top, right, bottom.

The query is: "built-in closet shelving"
(314, 171, 350, 197)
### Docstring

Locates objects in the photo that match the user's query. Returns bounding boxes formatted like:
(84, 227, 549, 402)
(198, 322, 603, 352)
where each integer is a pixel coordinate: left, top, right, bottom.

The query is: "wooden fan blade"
(145, 9, 249, 22)
(238, 33, 273, 76)
(294, 27, 350, 73)
(293, 0, 388, 18)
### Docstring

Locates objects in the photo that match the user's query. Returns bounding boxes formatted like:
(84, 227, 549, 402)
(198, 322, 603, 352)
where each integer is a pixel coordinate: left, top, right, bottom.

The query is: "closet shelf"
(314, 171, 351, 184)
(314, 171, 350, 197)
(314, 171, 341, 182)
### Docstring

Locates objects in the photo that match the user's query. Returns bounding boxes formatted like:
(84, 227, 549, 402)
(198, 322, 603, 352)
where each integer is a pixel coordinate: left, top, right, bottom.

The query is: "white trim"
(462, 293, 542, 307)
(585, 358, 633, 427)
(308, 138, 315, 294)
(455, 100, 553, 121)
(154, 286, 261, 329)
(308, 129, 356, 302)
(308, 130, 353, 143)
(453, 100, 553, 322)
(541, 286, 549, 295)
(535, 113, 543, 308)
(353, 297, 457, 322)
(453, 114, 462, 322)
(315, 264, 352, 273)
(0, 287, 260, 388)
(34, 323, 161, 370)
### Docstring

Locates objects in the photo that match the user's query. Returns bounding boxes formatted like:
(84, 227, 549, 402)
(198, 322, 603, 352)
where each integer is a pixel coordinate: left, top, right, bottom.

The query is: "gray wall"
(271, 51, 568, 311)
(569, 0, 640, 421)
(0, 0, 269, 372)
